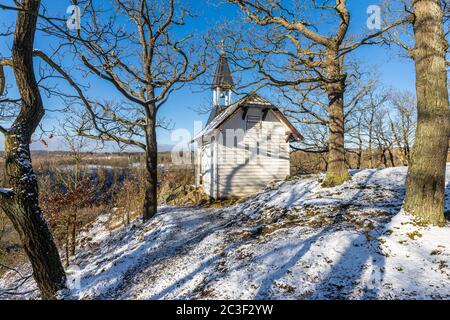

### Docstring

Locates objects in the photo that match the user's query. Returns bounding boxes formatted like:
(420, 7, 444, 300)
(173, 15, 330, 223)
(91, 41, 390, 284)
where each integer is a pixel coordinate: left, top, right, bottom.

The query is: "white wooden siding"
(196, 105, 292, 199)
(198, 134, 220, 198)
(216, 107, 290, 198)
(200, 142, 211, 196)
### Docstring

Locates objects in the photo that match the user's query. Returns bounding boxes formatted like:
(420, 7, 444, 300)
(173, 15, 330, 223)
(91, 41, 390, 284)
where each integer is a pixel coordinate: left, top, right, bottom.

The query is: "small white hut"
(193, 53, 302, 199)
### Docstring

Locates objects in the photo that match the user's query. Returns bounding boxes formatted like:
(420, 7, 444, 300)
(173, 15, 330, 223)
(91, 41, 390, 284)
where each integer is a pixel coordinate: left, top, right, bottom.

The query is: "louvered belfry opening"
(212, 53, 234, 110)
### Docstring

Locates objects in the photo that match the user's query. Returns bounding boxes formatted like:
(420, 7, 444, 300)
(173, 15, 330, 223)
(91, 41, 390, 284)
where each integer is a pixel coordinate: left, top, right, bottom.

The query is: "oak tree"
(403, 0, 450, 225)
(0, 0, 66, 299)
(228, 0, 410, 186)
(44, 0, 208, 221)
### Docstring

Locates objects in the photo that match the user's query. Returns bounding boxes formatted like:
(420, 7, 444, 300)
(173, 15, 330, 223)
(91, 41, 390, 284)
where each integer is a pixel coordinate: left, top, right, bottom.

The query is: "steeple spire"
(220, 39, 225, 55)
(212, 43, 234, 107)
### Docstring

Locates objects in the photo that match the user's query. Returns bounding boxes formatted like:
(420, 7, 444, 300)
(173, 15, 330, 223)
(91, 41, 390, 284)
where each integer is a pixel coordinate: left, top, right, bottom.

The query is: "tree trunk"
(70, 211, 76, 257)
(379, 148, 386, 167)
(356, 125, 363, 169)
(404, 0, 450, 226)
(65, 219, 70, 267)
(387, 147, 395, 167)
(357, 148, 362, 170)
(143, 106, 158, 221)
(391, 121, 408, 166)
(322, 53, 350, 187)
(0, 0, 66, 299)
(2, 135, 66, 299)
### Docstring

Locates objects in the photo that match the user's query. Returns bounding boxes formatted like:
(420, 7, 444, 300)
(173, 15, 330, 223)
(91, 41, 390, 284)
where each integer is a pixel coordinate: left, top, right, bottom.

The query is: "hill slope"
(1, 166, 450, 299)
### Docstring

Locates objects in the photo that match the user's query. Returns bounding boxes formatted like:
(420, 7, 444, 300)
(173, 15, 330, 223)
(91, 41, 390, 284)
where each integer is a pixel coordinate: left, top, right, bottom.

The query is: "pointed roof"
(212, 54, 234, 89)
(206, 105, 227, 126)
(193, 93, 303, 142)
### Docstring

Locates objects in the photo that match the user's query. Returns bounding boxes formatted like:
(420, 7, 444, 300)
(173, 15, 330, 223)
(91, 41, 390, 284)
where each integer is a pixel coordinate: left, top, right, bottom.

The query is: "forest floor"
(1, 165, 450, 299)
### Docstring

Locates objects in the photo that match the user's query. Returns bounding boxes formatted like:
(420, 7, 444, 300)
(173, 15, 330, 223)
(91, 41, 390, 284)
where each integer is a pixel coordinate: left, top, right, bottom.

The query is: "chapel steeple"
(212, 43, 234, 107)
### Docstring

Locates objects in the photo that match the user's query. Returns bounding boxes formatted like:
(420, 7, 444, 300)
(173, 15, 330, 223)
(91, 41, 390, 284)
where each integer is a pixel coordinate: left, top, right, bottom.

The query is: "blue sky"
(0, 0, 415, 151)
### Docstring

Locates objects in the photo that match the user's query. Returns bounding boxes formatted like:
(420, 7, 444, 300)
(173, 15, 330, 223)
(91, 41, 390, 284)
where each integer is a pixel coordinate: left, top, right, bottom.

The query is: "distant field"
(0, 151, 195, 277)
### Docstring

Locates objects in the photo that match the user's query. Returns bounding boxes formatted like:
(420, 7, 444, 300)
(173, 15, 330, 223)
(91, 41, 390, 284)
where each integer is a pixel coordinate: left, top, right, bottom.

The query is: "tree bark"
(356, 122, 363, 169)
(65, 219, 70, 267)
(356, 144, 362, 170)
(0, 0, 66, 299)
(143, 104, 158, 221)
(70, 211, 76, 257)
(368, 142, 373, 168)
(2, 134, 66, 300)
(388, 147, 395, 167)
(322, 52, 350, 187)
(404, 0, 450, 226)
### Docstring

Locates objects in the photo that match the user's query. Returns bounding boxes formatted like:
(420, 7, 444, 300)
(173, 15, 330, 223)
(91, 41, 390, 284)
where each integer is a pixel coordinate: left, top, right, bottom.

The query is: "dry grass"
(0, 151, 196, 272)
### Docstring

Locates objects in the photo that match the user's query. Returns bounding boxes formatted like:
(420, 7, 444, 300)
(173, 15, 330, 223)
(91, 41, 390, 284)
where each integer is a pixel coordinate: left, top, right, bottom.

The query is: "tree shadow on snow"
(254, 170, 402, 299)
(79, 207, 237, 299)
(315, 167, 450, 298)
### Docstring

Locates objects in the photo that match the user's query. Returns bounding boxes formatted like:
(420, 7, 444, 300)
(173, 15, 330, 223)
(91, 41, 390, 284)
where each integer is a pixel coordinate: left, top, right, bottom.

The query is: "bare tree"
(361, 90, 390, 168)
(228, 0, 411, 186)
(42, 0, 208, 221)
(373, 110, 395, 168)
(384, 0, 450, 225)
(347, 109, 365, 170)
(281, 65, 375, 171)
(0, 0, 66, 299)
(51, 128, 91, 266)
(344, 80, 380, 170)
(403, 0, 450, 226)
(388, 90, 416, 166)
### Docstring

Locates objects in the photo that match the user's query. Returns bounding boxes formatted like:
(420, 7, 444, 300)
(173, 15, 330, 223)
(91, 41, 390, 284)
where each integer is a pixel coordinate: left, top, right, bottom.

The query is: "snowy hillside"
(1, 165, 450, 300)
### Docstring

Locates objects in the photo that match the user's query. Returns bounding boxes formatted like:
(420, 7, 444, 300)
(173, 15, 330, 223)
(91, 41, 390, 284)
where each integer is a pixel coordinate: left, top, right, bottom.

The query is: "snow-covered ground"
(1, 165, 450, 300)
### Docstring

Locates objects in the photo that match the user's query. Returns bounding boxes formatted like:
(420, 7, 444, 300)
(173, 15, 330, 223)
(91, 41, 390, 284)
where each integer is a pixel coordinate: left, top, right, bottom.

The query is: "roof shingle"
(212, 54, 234, 89)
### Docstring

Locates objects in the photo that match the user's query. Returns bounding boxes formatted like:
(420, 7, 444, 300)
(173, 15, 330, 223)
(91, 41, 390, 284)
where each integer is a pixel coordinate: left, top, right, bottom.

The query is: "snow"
(0, 188, 14, 197)
(1, 165, 450, 300)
